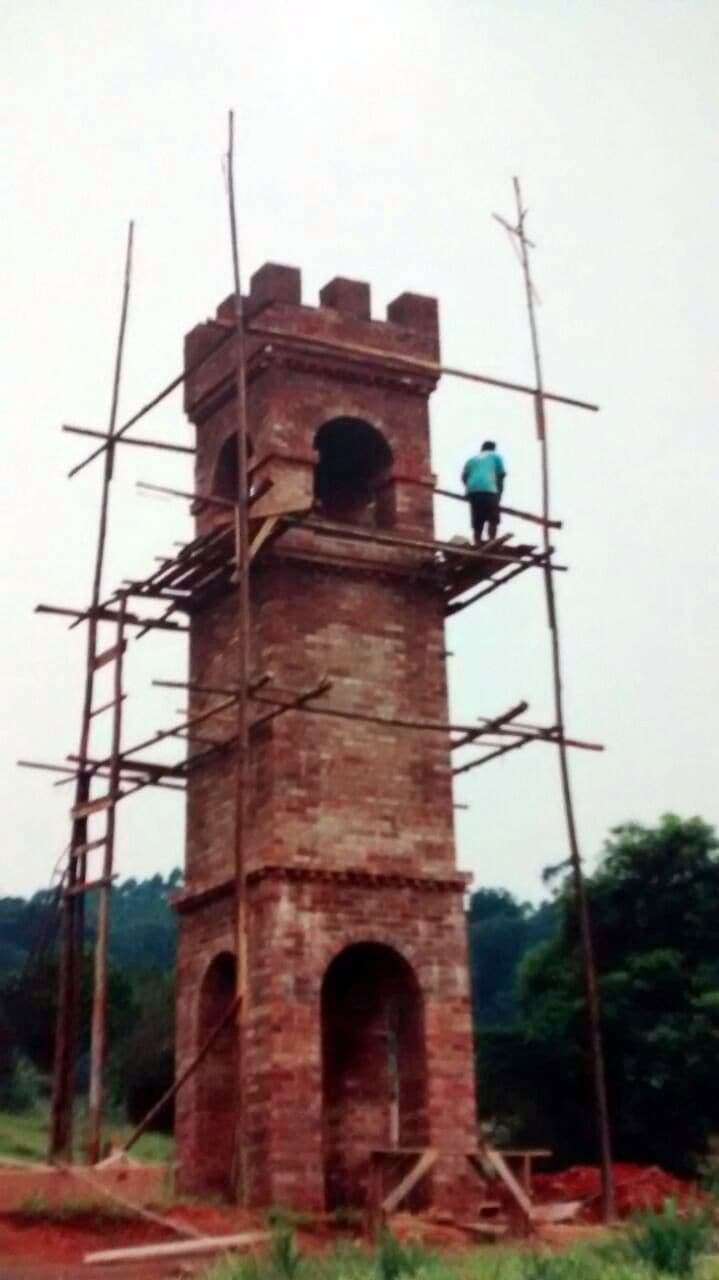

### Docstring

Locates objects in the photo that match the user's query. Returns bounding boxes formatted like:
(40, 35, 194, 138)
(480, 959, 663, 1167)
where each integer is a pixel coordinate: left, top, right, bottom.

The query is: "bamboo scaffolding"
(499, 178, 615, 1222)
(87, 595, 126, 1163)
(65, 288, 597, 483)
(63, 425, 195, 456)
(121, 995, 242, 1156)
(50, 221, 134, 1162)
(67, 328, 234, 478)
(221, 316, 600, 413)
(152, 681, 603, 753)
(24, 132, 610, 1201)
(226, 108, 253, 1205)
(36, 603, 188, 633)
(284, 514, 564, 584)
(433, 485, 562, 531)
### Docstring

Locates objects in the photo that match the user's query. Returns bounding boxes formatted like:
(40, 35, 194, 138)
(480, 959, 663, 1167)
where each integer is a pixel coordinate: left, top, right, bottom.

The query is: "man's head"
(481, 440, 496, 452)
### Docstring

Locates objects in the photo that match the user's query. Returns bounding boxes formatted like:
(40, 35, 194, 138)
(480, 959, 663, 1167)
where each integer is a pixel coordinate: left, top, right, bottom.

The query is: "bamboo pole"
(241, 319, 600, 413)
(226, 107, 252, 1206)
(63, 425, 195, 455)
(68, 328, 233, 478)
(433, 485, 562, 531)
(121, 994, 242, 1156)
(154, 680, 602, 752)
(50, 221, 134, 1161)
(87, 595, 126, 1164)
(506, 178, 615, 1221)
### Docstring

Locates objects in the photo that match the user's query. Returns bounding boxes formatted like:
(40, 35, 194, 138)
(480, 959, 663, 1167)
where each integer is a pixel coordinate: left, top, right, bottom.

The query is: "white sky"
(2, 0, 717, 903)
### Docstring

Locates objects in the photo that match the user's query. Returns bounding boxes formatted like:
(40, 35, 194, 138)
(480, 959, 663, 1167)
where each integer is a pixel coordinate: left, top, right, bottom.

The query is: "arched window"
(321, 942, 429, 1209)
(314, 418, 394, 527)
(212, 434, 254, 504)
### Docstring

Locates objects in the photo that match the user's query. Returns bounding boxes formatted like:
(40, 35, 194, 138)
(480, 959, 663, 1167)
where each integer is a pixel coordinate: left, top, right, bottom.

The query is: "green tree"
(497, 815, 719, 1172)
(467, 888, 557, 1026)
(110, 971, 175, 1131)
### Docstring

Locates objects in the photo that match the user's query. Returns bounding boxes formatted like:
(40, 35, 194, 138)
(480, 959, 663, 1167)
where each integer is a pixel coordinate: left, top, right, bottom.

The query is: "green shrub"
(0, 1054, 43, 1112)
(375, 1229, 432, 1279)
(268, 1223, 302, 1278)
(629, 1197, 713, 1275)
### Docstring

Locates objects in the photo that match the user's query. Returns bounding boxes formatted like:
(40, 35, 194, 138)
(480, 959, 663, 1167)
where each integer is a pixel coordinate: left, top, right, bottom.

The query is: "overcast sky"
(2, 0, 717, 904)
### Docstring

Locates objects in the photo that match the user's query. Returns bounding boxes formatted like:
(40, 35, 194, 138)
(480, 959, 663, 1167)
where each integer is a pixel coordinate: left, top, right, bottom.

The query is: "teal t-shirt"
(462, 451, 506, 494)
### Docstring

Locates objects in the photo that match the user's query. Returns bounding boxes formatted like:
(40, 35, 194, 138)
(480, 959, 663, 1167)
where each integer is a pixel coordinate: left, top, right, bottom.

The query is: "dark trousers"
(469, 492, 500, 544)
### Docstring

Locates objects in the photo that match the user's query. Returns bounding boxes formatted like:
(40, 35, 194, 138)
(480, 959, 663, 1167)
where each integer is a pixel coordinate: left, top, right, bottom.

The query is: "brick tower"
(174, 264, 478, 1211)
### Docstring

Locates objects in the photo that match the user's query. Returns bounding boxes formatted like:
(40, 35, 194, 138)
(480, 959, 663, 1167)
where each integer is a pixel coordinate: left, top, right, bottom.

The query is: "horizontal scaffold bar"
(225, 318, 601, 413)
(63, 425, 195, 456)
(36, 604, 189, 633)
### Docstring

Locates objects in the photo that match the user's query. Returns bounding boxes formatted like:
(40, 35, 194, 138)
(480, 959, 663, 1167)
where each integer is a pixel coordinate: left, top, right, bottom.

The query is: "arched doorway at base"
(321, 942, 429, 1210)
(195, 951, 237, 1197)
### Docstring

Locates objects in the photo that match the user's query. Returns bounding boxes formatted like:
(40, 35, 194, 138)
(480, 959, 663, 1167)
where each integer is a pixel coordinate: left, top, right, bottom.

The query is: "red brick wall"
(175, 266, 478, 1211)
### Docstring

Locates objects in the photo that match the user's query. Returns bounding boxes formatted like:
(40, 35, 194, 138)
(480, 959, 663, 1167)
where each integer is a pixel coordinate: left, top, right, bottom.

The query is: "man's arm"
(496, 455, 506, 499)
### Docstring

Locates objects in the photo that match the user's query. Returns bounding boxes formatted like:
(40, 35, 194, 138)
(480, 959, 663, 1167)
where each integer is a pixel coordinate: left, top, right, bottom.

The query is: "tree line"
(1, 815, 718, 1171)
(0, 872, 180, 1128)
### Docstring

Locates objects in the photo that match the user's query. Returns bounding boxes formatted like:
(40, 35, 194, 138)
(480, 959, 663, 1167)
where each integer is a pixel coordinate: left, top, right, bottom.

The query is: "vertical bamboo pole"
(509, 178, 616, 1221)
(87, 594, 127, 1164)
(226, 110, 252, 1204)
(50, 222, 134, 1160)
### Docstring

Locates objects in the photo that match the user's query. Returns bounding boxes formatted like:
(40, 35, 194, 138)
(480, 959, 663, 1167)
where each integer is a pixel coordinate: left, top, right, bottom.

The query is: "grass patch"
(203, 1231, 710, 1279)
(0, 1107, 49, 1162)
(0, 1106, 174, 1165)
(13, 1191, 133, 1223)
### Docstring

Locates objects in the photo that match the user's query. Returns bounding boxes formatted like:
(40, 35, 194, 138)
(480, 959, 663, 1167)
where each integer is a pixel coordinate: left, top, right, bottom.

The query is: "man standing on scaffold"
(461, 440, 507, 545)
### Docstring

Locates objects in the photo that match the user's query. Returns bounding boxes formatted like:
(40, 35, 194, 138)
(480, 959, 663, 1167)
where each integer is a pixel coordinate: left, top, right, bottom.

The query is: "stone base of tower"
(173, 867, 479, 1213)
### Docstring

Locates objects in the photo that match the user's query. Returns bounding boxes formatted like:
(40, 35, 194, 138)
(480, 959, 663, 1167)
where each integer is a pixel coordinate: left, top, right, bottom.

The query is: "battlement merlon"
(183, 262, 441, 421)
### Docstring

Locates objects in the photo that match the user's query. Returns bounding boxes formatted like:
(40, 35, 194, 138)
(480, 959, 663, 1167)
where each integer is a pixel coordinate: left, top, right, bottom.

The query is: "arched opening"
(321, 943, 429, 1210)
(212, 433, 254, 504)
(195, 952, 237, 1197)
(313, 418, 394, 526)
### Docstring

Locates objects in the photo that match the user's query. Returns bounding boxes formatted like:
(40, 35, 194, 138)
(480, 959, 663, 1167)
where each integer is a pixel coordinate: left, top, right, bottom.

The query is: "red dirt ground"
(0, 1203, 266, 1278)
(0, 1164, 704, 1276)
(531, 1162, 704, 1221)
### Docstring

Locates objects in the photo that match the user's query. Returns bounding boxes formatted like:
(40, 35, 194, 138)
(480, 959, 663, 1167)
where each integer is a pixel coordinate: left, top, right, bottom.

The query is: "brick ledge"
(173, 864, 470, 914)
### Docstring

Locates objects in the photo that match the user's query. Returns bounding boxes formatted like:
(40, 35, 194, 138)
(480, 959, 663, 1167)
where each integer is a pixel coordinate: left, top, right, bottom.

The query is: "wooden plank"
(250, 477, 312, 521)
(59, 1163, 201, 1242)
(482, 1147, 534, 1221)
(458, 1220, 509, 1239)
(289, 515, 539, 568)
(500, 1149, 552, 1157)
(381, 1148, 438, 1215)
(93, 641, 127, 671)
(71, 794, 114, 820)
(84, 1230, 270, 1266)
(248, 514, 281, 562)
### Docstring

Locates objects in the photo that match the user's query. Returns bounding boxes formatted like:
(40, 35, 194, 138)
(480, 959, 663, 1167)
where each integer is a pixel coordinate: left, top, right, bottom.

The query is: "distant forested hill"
(0, 871, 181, 981)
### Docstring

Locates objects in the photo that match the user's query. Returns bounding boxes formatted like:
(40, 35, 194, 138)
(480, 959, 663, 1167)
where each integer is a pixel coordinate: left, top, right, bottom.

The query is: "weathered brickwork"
(174, 265, 478, 1211)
